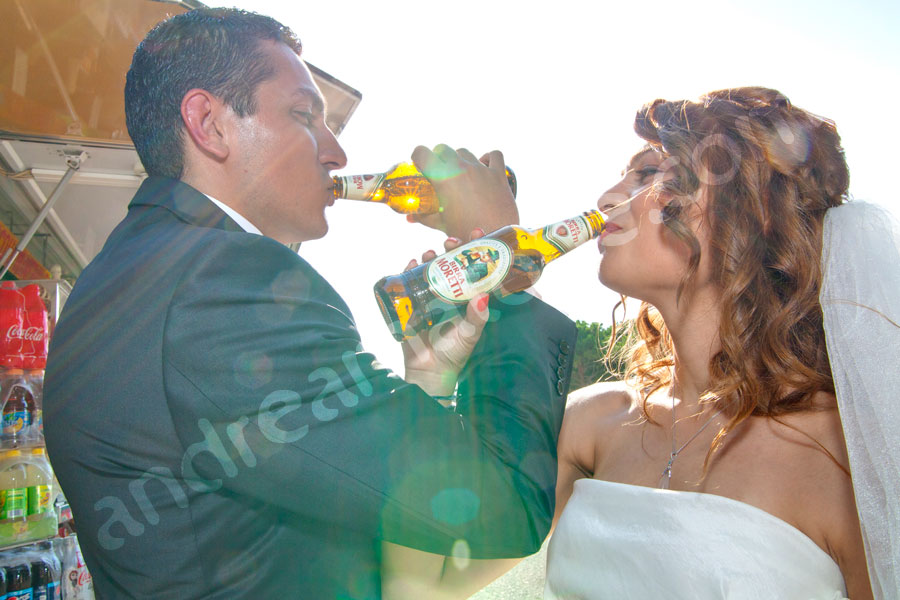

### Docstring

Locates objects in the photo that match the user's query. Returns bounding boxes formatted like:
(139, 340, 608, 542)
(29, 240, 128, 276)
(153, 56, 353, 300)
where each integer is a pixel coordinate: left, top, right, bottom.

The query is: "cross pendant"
(660, 453, 676, 489)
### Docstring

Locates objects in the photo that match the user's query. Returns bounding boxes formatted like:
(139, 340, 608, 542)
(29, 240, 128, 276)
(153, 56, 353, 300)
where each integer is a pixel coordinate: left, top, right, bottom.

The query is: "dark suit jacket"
(44, 177, 576, 599)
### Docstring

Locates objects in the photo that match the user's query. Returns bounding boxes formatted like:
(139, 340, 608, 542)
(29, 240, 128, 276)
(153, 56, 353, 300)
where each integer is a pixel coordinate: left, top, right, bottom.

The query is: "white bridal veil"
(820, 201, 900, 600)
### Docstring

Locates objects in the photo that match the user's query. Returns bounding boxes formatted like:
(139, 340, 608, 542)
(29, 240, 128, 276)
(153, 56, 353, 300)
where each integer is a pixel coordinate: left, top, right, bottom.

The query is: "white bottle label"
(338, 173, 386, 200)
(543, 215, 593, 253)
(426, 239, 512, 303)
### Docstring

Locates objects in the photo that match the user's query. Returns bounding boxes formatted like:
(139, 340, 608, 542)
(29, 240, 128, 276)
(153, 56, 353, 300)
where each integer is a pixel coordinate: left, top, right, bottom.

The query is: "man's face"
(227, 41, 347, 243)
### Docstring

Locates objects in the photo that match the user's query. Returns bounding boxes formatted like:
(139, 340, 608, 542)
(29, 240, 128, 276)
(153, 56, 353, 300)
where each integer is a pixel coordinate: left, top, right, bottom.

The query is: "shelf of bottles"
(0, 279, 94, 599)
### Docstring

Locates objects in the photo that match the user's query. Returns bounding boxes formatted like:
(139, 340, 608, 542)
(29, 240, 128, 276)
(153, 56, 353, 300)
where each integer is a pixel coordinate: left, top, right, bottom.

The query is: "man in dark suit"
(44, 8, 575, 598)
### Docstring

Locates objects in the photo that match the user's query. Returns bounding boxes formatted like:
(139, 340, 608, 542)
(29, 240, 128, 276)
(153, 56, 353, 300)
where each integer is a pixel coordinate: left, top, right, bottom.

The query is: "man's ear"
(181, 89, 229, 161)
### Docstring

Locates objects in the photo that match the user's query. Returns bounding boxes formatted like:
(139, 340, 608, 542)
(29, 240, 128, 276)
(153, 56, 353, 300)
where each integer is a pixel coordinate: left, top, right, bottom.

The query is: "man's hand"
(409, 145, 518, 240)
(402, 230, 490, 397)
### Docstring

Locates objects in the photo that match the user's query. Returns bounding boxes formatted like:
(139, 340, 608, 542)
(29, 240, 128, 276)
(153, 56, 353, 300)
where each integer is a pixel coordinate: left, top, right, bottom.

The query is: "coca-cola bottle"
(21, 285, 49, 370)
(60, 535, 94, 600)
(0, 282, 25, 368)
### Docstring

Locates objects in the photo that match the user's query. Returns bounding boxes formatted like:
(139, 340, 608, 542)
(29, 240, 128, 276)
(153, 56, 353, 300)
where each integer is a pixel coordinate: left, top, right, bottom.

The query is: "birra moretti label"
(543, 215, 594, 253)
(426, 239, 512, 303)
(339, 173, 386, 201)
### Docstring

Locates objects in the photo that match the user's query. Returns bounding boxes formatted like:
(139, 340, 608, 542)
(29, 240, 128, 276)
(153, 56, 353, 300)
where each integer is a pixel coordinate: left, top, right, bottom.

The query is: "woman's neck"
(654, 284, 722, 410)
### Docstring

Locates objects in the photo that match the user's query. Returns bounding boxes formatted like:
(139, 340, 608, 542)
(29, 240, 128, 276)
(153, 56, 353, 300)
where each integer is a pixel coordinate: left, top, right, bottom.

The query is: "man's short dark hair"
(125, 8, 302, 179)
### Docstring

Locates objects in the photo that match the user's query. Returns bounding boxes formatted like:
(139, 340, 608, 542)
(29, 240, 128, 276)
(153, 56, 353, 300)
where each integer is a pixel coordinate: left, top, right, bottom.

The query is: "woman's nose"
(597, 187, 632, 215)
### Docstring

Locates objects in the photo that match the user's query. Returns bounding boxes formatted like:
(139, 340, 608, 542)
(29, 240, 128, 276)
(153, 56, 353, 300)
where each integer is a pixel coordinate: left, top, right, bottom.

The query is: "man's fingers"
(456, 148, 479, 164)
(480, 149, 506, 171)
(443, 237, 462, 251)
(433, 143, 457, 163)
(415, 144, 462, 183)
(404, 259, 418, 272)
(469, 227, 485, 241)
(411, 145, 434, 173)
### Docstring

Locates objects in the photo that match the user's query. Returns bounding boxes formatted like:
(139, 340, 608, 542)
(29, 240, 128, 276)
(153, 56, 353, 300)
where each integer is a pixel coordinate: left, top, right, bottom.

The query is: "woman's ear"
(661, 202, 682, 225)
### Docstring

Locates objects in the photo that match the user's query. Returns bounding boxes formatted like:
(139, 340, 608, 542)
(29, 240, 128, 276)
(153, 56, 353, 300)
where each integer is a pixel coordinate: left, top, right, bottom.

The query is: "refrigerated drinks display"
(0, 280, 88, 599)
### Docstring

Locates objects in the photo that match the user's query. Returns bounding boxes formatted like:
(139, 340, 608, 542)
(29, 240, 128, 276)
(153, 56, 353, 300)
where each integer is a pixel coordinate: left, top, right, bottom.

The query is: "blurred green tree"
(570, 320, 629, 390)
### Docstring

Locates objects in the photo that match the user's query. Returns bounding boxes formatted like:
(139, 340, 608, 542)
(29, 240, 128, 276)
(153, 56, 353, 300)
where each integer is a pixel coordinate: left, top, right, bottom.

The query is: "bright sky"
(232, 0, 900, 373)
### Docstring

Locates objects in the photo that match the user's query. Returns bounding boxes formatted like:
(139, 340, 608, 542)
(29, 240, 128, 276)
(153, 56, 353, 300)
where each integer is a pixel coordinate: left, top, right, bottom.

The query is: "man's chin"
(292, 221, 328, 245)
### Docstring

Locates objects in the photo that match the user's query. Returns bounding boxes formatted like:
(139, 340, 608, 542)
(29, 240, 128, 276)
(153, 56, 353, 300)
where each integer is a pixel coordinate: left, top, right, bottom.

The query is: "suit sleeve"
(162, 235, 576, 558)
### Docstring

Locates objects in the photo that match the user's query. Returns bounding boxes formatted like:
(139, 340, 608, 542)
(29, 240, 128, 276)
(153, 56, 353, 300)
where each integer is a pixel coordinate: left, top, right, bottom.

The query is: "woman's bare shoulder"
(566, 380, 636, 416)
(560, 381, 638, 453)
(557, 381, 638, 482)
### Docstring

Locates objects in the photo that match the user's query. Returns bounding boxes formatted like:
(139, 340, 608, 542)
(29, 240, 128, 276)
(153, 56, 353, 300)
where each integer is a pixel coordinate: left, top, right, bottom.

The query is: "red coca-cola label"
(6, 325, 44, 341)
(0, 283, 25, 368)
(22, 284, 48, 369)
(0, 284, 48, 369)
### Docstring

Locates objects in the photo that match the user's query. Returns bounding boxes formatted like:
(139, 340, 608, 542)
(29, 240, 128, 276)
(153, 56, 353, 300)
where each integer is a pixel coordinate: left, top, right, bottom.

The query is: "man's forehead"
(262, 41, 327, 110)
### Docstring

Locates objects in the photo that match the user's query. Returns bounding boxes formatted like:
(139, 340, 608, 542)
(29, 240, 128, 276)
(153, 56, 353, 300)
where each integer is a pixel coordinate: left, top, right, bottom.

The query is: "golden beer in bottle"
(333, 162, 517, 215)
(374, 210, 607, 340)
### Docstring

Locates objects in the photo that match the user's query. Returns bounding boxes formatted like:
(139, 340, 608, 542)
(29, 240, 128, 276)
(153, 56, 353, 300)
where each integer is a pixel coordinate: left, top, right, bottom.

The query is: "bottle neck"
(582, 209, 608, 237)
(332, 172, 388, 201)
(540, 210, 608, 262)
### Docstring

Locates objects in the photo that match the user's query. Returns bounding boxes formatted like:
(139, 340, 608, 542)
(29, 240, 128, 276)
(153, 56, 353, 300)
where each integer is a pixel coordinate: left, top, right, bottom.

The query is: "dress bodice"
(545, 478, 847, 599)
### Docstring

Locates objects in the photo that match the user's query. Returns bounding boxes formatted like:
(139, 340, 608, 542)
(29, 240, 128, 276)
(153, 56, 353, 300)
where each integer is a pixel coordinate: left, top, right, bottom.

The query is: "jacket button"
(559, 340, 570, 355)
(557, 380, 566, 395)
(557, 366, 566, 378)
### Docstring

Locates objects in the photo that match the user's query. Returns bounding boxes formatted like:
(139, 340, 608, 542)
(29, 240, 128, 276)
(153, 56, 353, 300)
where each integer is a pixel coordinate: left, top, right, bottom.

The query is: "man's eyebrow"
(291, 87, 326, 113)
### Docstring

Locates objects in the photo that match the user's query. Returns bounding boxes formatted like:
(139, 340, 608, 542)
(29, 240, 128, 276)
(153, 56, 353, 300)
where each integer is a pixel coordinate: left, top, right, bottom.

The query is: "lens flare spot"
(451, 539, 471, 570)
(233, 351, 273, 389)
(430, 488, 480, 526)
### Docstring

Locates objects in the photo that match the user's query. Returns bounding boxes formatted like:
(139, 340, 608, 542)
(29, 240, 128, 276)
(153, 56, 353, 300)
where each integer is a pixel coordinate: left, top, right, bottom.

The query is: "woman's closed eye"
(635, 166, 662, 183)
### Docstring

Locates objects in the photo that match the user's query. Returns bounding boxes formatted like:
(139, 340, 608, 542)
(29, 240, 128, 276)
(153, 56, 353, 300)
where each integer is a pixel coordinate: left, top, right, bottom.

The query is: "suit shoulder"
(183, 231, 325, 286)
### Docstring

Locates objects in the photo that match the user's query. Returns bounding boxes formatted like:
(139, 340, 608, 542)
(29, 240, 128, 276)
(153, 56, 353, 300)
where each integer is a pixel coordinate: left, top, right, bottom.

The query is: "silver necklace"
(659, 387, 725, 489)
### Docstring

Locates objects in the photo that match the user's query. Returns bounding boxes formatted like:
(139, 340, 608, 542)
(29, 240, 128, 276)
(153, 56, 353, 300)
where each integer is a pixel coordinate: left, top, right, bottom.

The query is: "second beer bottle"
(333, 162, 517, 215)
(374, 210, 608, 340)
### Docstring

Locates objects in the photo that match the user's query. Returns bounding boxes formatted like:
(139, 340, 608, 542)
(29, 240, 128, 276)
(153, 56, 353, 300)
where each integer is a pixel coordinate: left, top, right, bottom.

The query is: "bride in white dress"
(544, 87, 899, 600)
(382, 87, 896, 599)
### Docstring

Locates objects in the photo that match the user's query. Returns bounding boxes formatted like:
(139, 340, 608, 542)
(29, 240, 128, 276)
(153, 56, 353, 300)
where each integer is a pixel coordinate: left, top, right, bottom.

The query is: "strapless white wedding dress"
(544, 479, 848, 599)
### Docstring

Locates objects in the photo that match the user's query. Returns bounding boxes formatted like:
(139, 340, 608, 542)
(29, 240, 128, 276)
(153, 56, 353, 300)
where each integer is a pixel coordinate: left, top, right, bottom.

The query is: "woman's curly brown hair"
(623, 87, 850, 467)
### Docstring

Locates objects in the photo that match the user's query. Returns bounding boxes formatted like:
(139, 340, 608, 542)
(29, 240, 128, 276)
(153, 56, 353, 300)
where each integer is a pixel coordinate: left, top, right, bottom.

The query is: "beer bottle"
(333, 162, 517, 215)
(374, 210, 607, 340)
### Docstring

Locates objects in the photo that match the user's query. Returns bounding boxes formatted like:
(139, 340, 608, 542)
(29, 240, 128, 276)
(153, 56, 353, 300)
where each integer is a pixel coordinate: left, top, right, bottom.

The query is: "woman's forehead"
(623, 146, 664, 174)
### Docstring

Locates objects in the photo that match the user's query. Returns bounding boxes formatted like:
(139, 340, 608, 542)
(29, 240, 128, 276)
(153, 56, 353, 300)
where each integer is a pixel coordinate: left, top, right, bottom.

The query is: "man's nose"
(319, 127, 347, 170)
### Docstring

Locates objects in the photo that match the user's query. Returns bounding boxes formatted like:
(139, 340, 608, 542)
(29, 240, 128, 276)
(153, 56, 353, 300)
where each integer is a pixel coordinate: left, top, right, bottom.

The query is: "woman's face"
(596, 149, 704, 305)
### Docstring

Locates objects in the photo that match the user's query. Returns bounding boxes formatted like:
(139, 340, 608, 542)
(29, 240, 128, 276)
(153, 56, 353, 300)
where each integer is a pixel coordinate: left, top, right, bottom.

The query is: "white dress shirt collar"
(204, 193, 262, 235)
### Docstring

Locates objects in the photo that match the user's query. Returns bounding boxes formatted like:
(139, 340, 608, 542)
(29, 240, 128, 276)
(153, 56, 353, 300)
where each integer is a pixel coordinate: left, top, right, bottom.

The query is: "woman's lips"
(599, 222, 623, 242)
